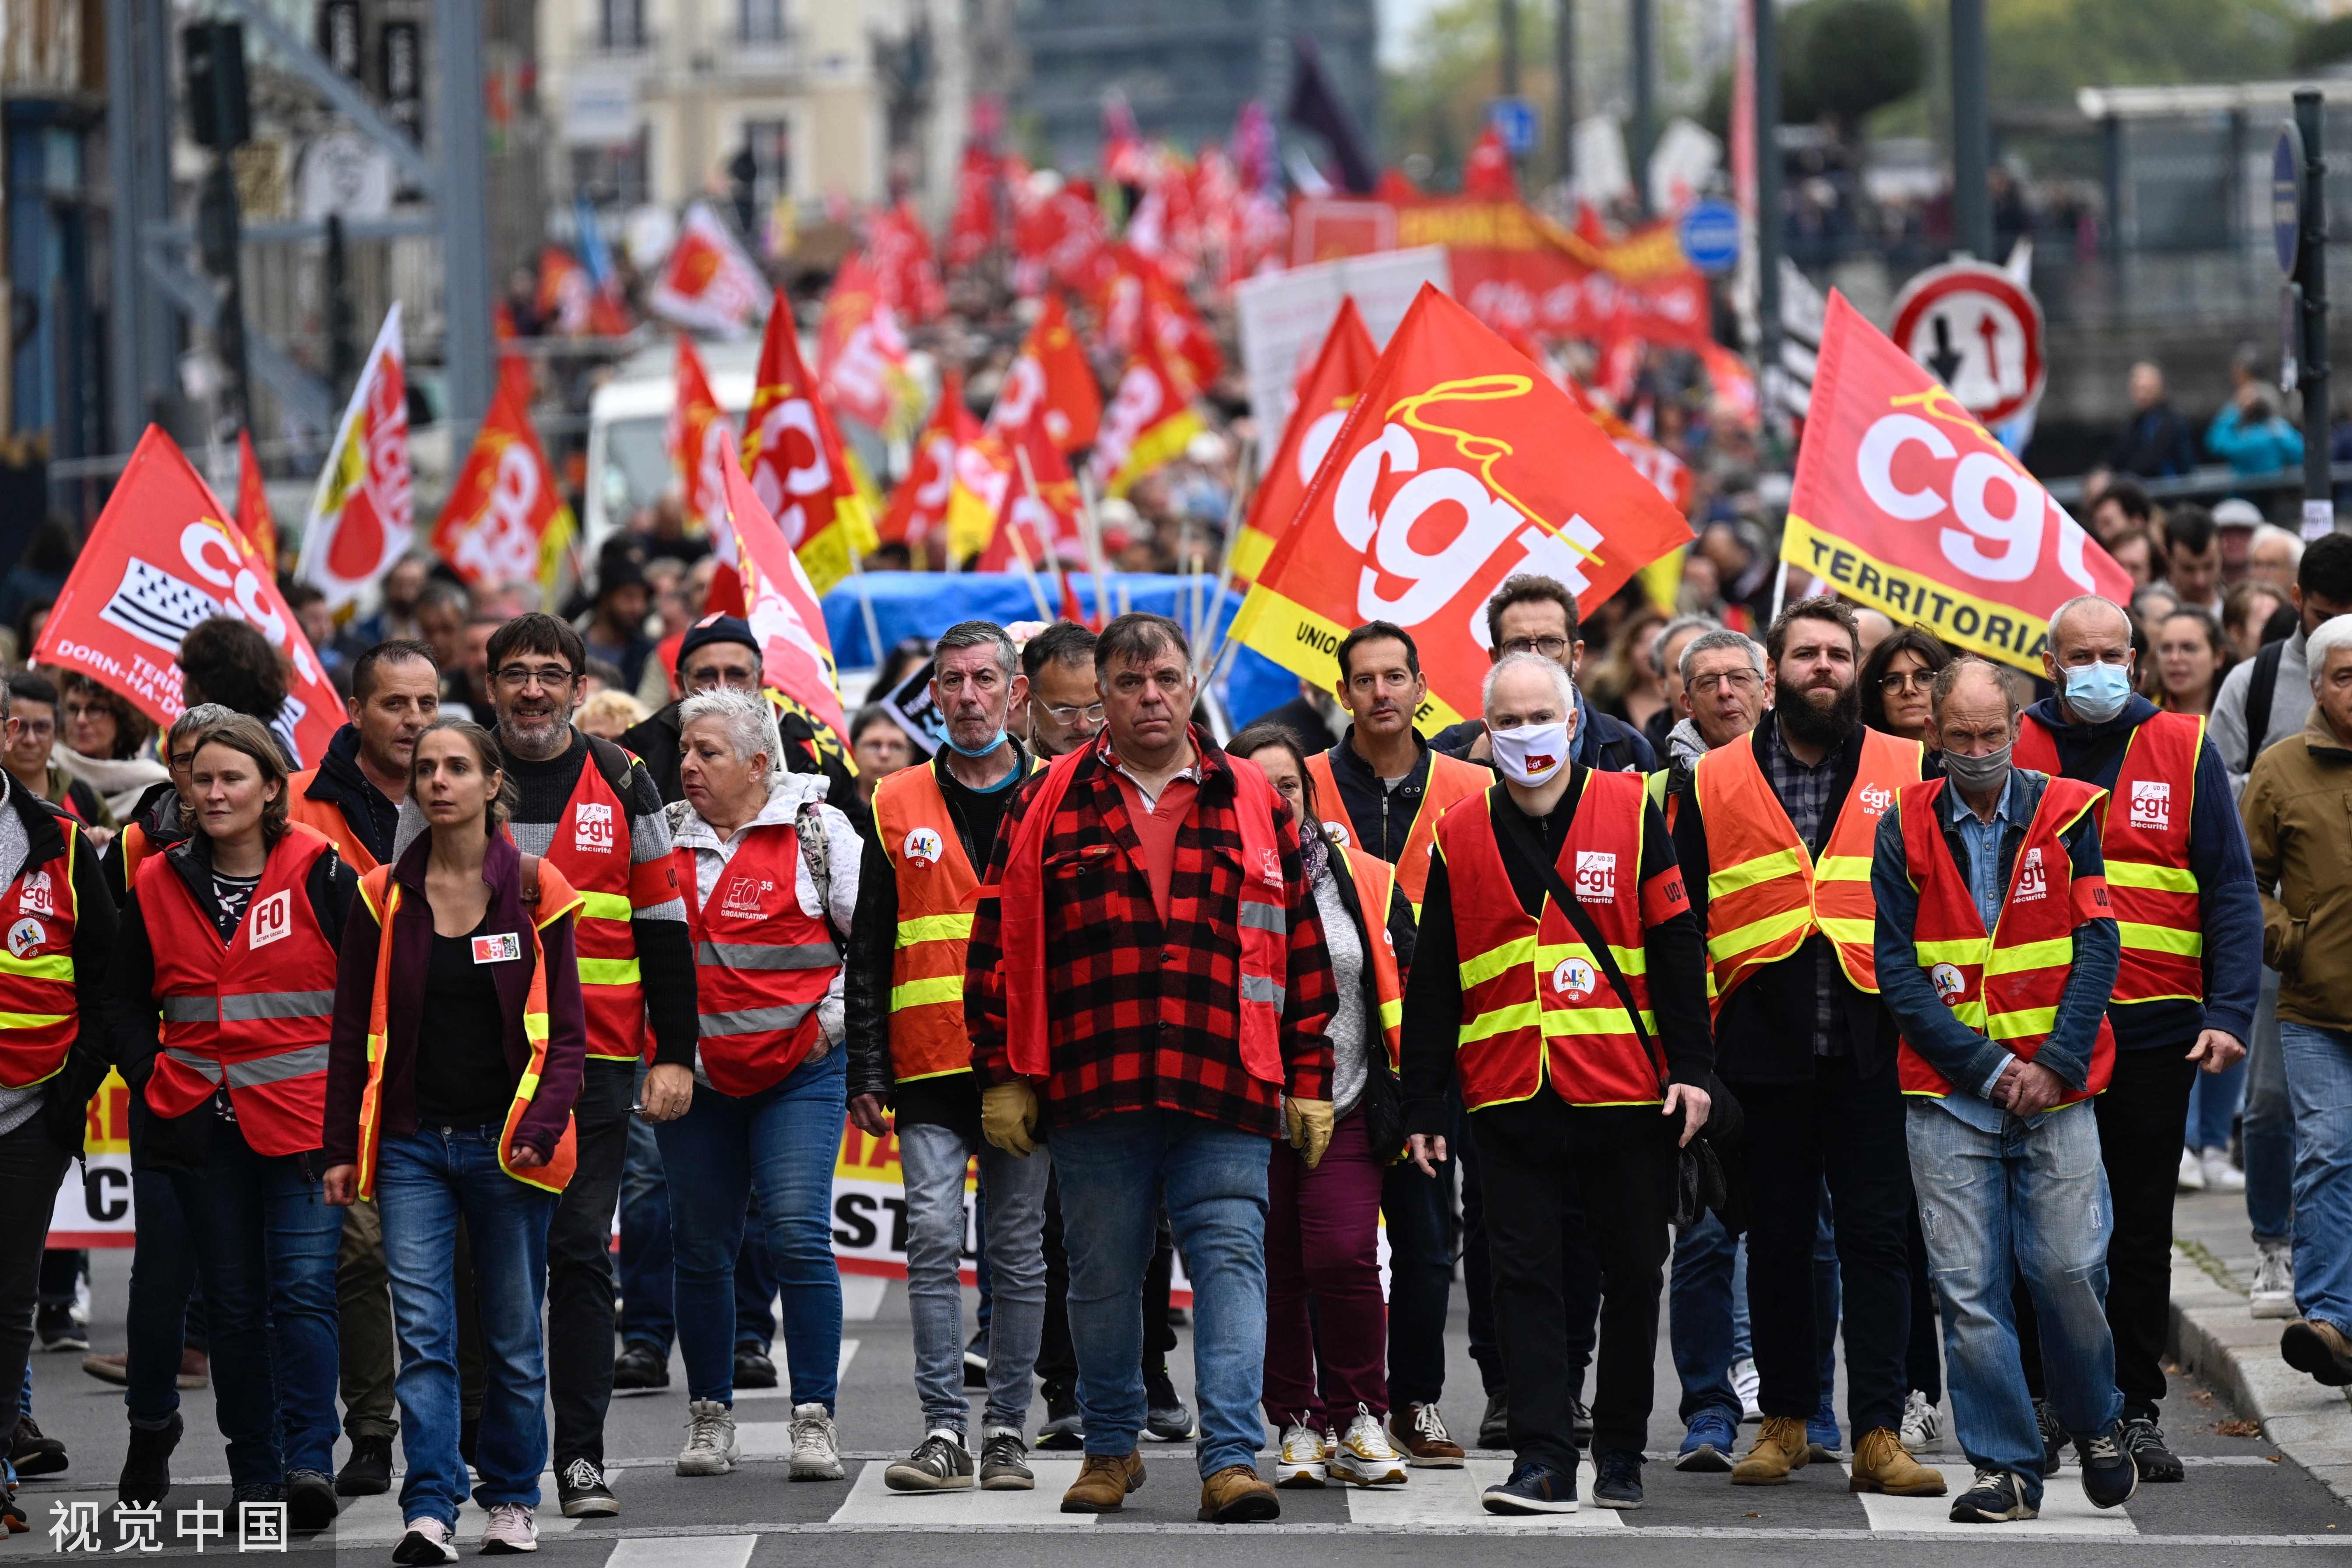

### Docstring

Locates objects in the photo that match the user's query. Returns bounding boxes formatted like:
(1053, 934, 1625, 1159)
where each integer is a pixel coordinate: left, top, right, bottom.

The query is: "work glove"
(981, 1081, 1042, 1157)
(1285, 1097, 1336, 1170)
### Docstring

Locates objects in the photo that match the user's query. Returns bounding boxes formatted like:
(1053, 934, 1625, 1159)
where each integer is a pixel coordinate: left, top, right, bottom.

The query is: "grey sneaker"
(478, 1502, 536, 1555)
(885, 1431, 973, 1492)
(2250, 1241, 2296, 1319)
(979, 1430, 1033, 1490)
(675, 1399, 739, 1476)
(789, 1402, 844, 1480)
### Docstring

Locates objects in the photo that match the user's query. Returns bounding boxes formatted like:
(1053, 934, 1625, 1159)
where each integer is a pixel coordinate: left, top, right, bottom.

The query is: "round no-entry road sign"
(1889, 261, 2046, 428)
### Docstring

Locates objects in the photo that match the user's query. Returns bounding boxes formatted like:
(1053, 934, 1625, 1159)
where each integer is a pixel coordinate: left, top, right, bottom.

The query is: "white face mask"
(1489, 721, 1571, 786)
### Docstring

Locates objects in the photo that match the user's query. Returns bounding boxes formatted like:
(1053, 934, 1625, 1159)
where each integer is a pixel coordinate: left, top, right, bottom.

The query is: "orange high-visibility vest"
(2012, 710, 2204, 1005)
(530, 743, 674, 1062)
(351, 862, 583, 1199)
(139, 826, 339, 1156)
(1306, 744, 1488, 919)
(673, 817, 841, 1096)
(286, 769, 380, 874)
(1338, 845, 1406, 1070)
(1434, 775, 1662, 1111)
(873, 763, 984, 1084)
(1690, 727, 1921, 1011)
(0, 834, 81, 1089)
(1894, 775, 2116, 1107)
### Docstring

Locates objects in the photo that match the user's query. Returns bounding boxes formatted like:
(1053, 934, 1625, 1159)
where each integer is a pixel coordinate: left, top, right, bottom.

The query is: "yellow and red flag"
(1086, 336, 1204, 499)
(669, 337, 731, 531)
(295, 303, 412, 610)
(880, 369, 978, 559)
(430, 374, 575, 598)
(742, 292, 878, 595)
(649, 202, 766, 337)
(1232, 297, 1378, 585)
(1231, 283, 1693, 731)
(818, 254, 921, 437)
(709, 427, 848, 741)
(236, 429, 278, 577)
(988, 292, 1101, 454)
(975, 414, 1085, 572)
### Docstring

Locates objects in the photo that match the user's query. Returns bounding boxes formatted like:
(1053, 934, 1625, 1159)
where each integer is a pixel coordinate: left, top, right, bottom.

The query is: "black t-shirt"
(209, 870, 261, 940)
(414, 915, 521, 1127)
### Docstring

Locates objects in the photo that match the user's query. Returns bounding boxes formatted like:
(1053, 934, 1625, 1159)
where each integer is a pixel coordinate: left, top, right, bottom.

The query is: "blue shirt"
(1943, 768, 2024, 939)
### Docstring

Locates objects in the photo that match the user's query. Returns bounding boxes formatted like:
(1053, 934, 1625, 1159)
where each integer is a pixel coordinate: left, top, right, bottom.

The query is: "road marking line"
(605, 1533, 758, 1568)
(1842, 1463, 2135, 1536)
(1344, 1459, 1622, 1529)
(730, 1339, 858, 1399)
(841, 1275, 889, 1321)
(825, 1458, 1097, 1526)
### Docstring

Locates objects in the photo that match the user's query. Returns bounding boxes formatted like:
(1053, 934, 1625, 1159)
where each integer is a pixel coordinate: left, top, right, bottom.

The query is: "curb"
(2168, 1244, 2352, 1508)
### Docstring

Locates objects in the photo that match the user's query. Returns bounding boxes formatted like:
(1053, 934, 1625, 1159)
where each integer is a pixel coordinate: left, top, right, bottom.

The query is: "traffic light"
(183, 21, 252, 151)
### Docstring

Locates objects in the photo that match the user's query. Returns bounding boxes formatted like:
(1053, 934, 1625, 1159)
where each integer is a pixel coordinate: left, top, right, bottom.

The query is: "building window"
(572, 128, 651, 207)
(737, 0, 786, 45)
(743, 118, 790, 206)
(599, 0, 645, 50)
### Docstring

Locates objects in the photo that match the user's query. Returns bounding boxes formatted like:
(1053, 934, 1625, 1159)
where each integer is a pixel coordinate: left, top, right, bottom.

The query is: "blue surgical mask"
(945, 728, 1008, 760)
(2061, 661, 2133, 724)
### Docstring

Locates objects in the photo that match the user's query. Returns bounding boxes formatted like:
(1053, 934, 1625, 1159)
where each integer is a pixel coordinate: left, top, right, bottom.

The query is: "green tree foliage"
(2291, 15, 2352, 70)
(1785, 0, 1925, 130)
(1971, 0, 2298, 105)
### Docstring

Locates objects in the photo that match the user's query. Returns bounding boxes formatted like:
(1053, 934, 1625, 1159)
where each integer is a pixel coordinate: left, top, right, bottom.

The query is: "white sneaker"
(2251, 1241, 2297, 1319)
(1731, 1357, 1762, 1423)
(1327, 1404, 1408, 1486)
(1899, 1388, 1942, 1451)
(2200, 1147, 2246, 1193)
(1276, 1416, 1326, 1488)
(676, 1398, 740, 1476)
(391, 1518, 458, 1565)
(2177, 1148, 2207, 1192)
(788, 1402, 843, 1480)
(478, 1503, 536, 1555)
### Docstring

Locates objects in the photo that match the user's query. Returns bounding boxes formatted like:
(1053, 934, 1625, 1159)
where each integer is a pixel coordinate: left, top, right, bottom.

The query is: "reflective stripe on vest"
(873, 763, 983, 1083)
(0, 834, 81, 1090)
(1435, 776, 1661, 1111)
(1305, 746, 1488, 920)
(1340, 846, 1407, 1069)
(1894, 775, 2116, 1106)
(1691, 727, 1920, 1010)
(138, 827, 339, 1157)
(673, 816, 840, 1097)
(534, 754, 651, 1061)
(353, 866, 582, 1201)
(2013, 710, 2204, 1004)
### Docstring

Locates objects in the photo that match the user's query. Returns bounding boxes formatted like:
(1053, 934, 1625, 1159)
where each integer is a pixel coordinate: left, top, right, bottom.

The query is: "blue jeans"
(167, 1122, 342, 1488)
(617, 1108, 675, 1353)
(2186, 1054, 2246, 1152)
(1907, 1102, 2121, 1508)
(377, 1125, 556, 1528)
(2246, 970, 2298, 1246)
(1669, 1213, 1751, 1423)
(1052, 1110, 1269, 1478)
(2280, 1022, 2352, 1330)
(899, 1118, 1050, 1434)
(653, 1048, 845, 1407)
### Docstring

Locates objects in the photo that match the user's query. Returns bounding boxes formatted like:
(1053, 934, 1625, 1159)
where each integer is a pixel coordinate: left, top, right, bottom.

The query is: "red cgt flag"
(430, 374, 575, 597)
(975, 412, 1085, 572)
(1231, 284, 1693, 731)
(36, 427, 343, 765)
(670, 337, 732, 531)
(818, 253, 919, 437)
(236, 429, 278, 577)
(988, 292, 1101, 454)
(742, 293, 878, 595)
(709, 428, 848, 743)
(1784, 290, 2128, 673)
(1232, 296, 1379, 585)
(880, 368, 978, 558)
(1086, 336, 1204, 499)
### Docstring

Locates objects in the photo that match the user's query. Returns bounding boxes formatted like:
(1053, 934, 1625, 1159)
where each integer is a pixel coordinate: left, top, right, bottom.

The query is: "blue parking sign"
(1678, 200, 1740, 275)
(1488, 98, 1537, 157)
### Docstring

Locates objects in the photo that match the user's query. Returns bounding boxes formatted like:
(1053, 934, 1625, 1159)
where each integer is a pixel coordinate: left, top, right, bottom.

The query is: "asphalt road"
(10, 1248, 2348, 1564)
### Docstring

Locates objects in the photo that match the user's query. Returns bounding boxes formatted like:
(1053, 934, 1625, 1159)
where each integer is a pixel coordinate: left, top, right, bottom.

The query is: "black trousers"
(1470, 1097, 1672, 1474)
(1738, 1053, 1913, 1438)
(1035, 1166, 1175, 1399)
(549, 1059, 635, 1468)
(1381, 1126, 1458, 1408)
(1461, 1128, 1599, 1400)
(2018, 1043, 2198, 1420)
(0, 1116, 72, 1439)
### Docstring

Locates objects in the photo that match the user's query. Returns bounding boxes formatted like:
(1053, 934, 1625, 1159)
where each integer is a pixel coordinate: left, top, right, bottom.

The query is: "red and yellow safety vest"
(1338, 845, 1406, 1070)
(1690, 727, 1921, 1010)
(1894, 775, 2116, 1107)
(2013, 710, 2204, 1005)
(1434, 775, 1663, 1111)
(0, 834, 82, 1089)
(351, 861, 582, 1199)
(531, 747, 674, 1061)
(286, 769, 379, 874)
(872, 764, 983, 1085)
(674, 816, 841, 1097)
(140, 826, 339, 1156)
(1305, 745, 1488, 919)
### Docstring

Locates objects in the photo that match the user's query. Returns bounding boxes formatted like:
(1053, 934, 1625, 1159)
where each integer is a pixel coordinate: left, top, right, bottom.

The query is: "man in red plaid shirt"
(968, 613, 1338, 1524)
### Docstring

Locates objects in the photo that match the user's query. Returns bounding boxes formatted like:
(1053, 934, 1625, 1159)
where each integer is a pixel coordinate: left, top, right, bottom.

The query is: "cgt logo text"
(1859, 783, 1894, 817)
(1573, 850, 1616, 903)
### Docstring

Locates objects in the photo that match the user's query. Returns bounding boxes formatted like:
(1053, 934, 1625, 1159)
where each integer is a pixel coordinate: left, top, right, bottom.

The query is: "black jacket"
(301, 724, 400, 867)
(2107, 402, 2200, 480)
(1252, 694, 1339, 755)
(621, 698, 857, 815)
(1317, 729, 1444, 866)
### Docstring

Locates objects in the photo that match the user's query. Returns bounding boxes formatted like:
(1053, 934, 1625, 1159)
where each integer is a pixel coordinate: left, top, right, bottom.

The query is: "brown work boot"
(1730, 1415, 1812, 1485)
(1847, 1427, 1947, 1496)
(1388, 1402, 1466, 1468)
(1196, 1464, 1281, 1522)
(1058, 1452, 1145, 1514)
(2282, 1318, 2352, 1387)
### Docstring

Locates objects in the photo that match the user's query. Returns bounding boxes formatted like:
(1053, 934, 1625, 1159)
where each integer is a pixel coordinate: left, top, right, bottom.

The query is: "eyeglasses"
(1878, 670, 1935, 694)
(494, 663, 576, 691)
(1689, 670, 1761, 696)
(1040, 701, 1106, 726)
(1500, 636, 1572, 659)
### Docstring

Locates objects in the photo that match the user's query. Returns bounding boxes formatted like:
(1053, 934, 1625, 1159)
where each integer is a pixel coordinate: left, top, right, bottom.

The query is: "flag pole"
(1010, 444, 1071, 624)
(1767, 557, 1791, 621)
(1197, 432, 1256, 675)
(1001, 522, 1056, 623)
(843, 543, 887, 676)
(1075, 468, 1114, 629)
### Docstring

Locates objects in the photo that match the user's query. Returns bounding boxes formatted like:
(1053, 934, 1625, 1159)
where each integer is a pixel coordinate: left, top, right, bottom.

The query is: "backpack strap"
(2245, 637, 2287, 770)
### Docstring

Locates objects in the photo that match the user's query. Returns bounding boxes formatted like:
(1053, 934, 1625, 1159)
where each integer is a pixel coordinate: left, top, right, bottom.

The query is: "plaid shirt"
(1762, 716, 1845, 1056)
(967, 728, 1337, 1140)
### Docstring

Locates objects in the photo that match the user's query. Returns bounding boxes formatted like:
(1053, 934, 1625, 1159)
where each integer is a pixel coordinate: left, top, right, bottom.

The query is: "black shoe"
(733, 1347, 778, 1391)
(286, 1469, 338, 1529)
(35, 1302, 87, 1353)
(334, 1434, 392, 1497)
(2281, 1318, 2352, 1386)
(556, 1457, 620, 1518)
(231, 1483, 286, 1508)
(1166, 1305, 1189, 1328)
(1036, 1392, 1083, 1451)
(979, 1430, 1034, 1490)
(2, 1493, 24, 1535)
(459, 1417, 480, 1474)
(1591, 1448, 1643, 1510)
(2033, 1398, 2065, 1476)
(964, 1332, 990, 1389)
(884, 1432, 976, 1492)
(612, 1345, 670, 1392)
(2077, 1421, 2140, 1510)
(1481, 1459, 1577, 1514)
(1948, 1468, 2038, 1522)
(1567, 1396, 1594, 1448)
(9, 1416, 65, 1478)
(118, 1416, 182, 1505)
(2119, 1415, 2183, 1483)
(1144, 1366, 1195, 1440)
(1477, 1391, 1509, 1449)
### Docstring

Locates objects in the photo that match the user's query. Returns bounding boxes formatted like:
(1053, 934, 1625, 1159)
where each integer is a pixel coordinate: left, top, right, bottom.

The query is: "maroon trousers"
(1262, 1109, 1389, 1426)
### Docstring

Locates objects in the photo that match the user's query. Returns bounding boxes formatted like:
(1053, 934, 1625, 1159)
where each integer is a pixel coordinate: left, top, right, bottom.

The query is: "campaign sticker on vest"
(722, 876, 774, 920)
(575, 800, 618, 854)
(1573, 850, 1618, 903)
(1552, 955, 1597, 999)
(1931, 962, 1967, 1002)
(1859, 782, 1894, 817)
(247, 890, 293, 950)
(2130, 779, 2171, 831)
(6, 916, 45, 958)
(1322, 819, 1351, 849)
(902, 827, 945, 868)
(18, 871, 54, 917)
(471, 932, 522, 964)
(2015, 847, 2048, 903)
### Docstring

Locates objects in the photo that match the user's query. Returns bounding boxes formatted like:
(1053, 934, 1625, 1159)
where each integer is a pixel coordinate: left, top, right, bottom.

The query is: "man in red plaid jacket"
(967, 613, 1337, 1524)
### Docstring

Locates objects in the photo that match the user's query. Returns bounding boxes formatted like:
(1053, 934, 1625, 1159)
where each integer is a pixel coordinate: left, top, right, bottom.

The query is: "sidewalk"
(2169, 1186, 2352, 1507)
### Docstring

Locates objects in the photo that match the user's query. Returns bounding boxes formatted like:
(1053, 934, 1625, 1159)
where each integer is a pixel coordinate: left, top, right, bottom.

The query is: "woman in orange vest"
(321, 719, 588, 1562)
(99, 712, 355, 1528)
(1230, 722, 1415, 1491)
